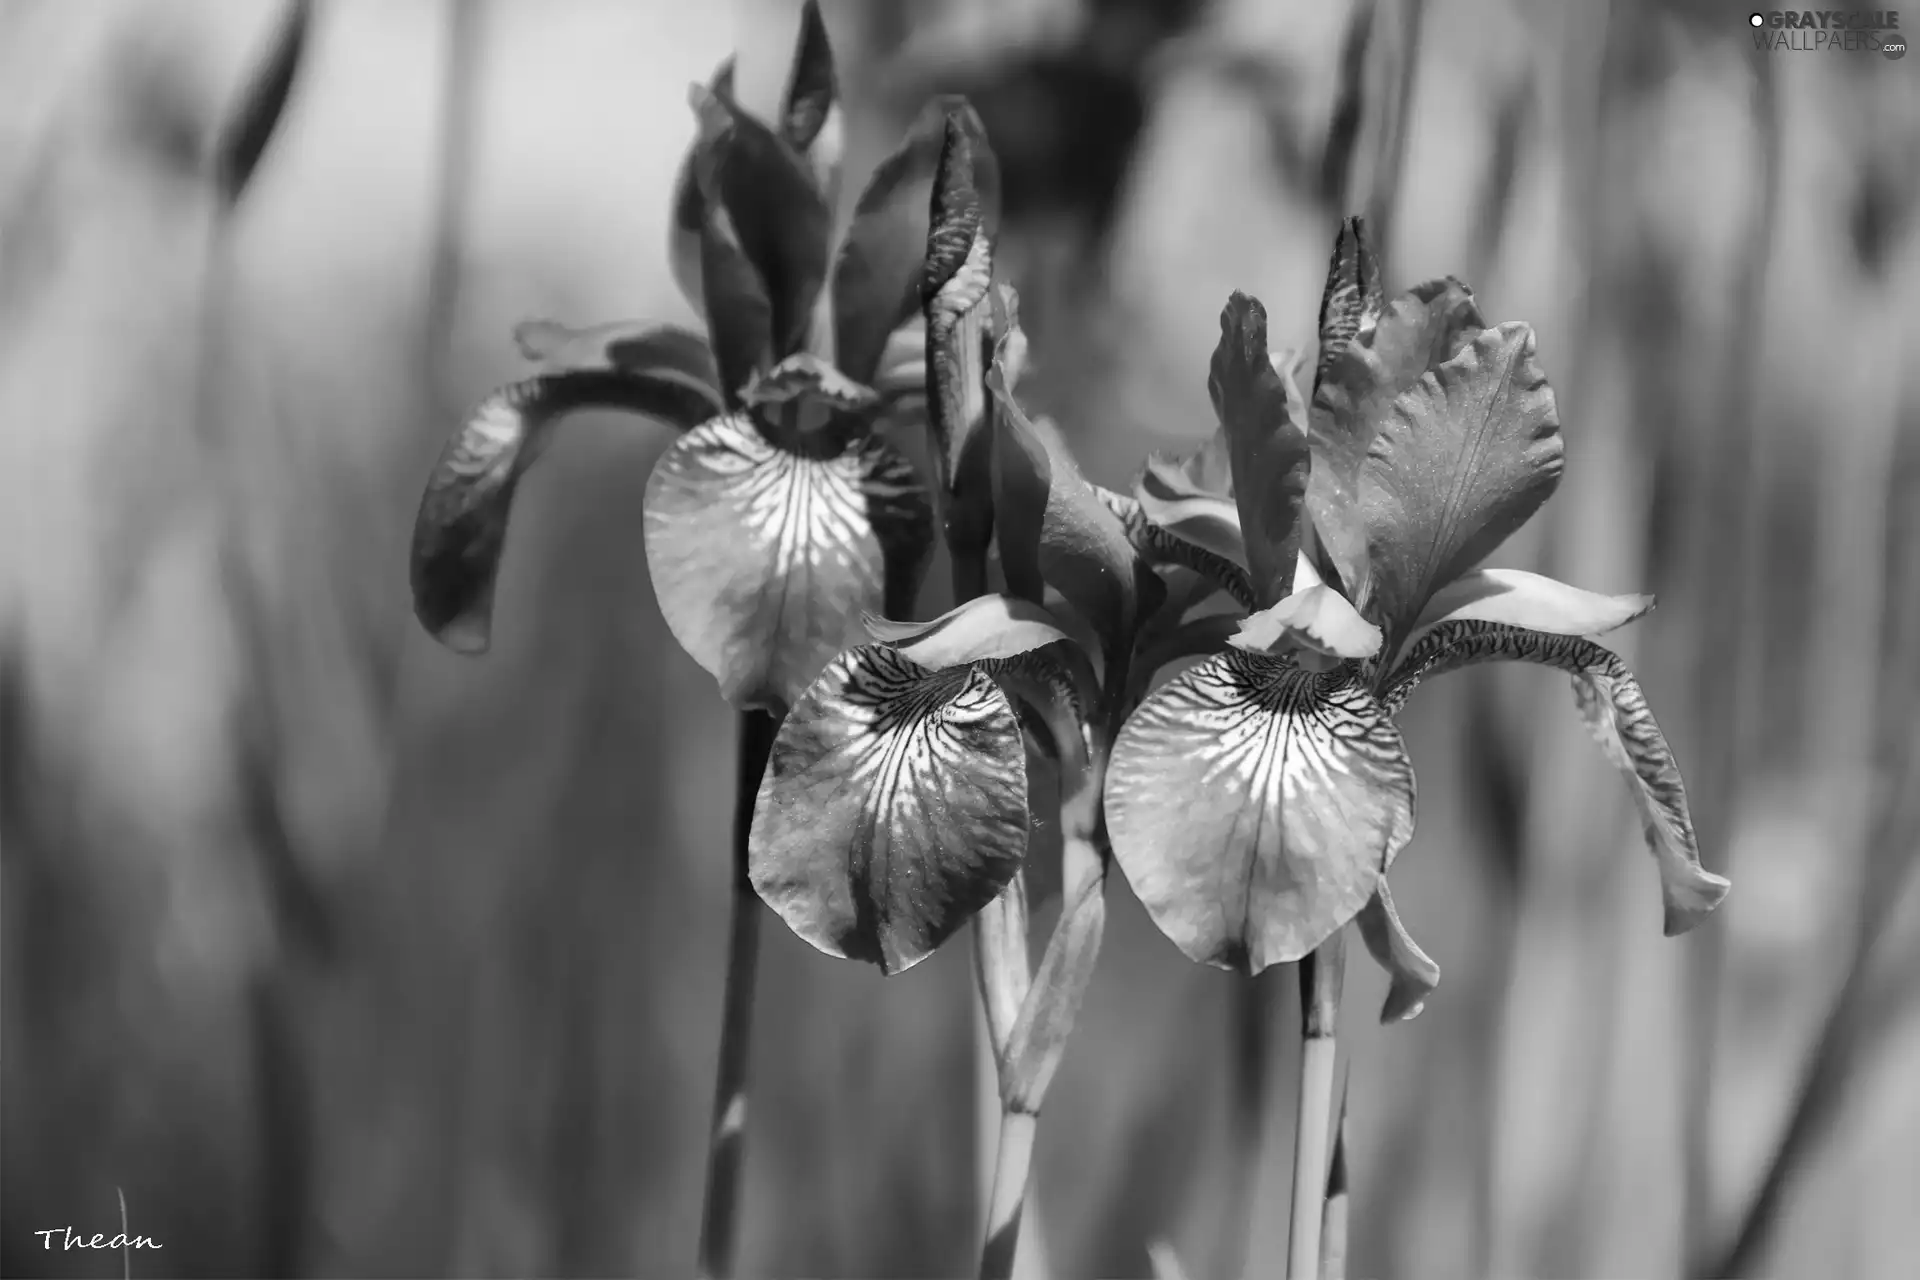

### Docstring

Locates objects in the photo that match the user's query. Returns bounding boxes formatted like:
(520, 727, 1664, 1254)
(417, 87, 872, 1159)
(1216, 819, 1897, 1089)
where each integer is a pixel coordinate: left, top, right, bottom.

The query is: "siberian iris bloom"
(1104, 221, 1730, 1018)
(408, 2, 999, 715)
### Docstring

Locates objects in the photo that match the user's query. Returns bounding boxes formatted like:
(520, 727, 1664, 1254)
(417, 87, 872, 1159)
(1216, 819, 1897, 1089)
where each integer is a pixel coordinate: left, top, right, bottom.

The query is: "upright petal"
(1308, 277, 1483, 593)
(778, 0, 842, 196)
(1360, 322, 1563, 655)
(643, 415, 934, 713)
(1209, 293, 1312, 610)
(833, 97, 997, 386)
(1106, 652, 1416, 973)
(1381, 621, 1730, 935)
(750, 646, 1028, 973)
(410, 370, 727, 653)
(1134, 425, 1248, 572)
(1312, 215, 1384, 397)
(667, 57, 738, 317)
(1098, 485, 1256, 613)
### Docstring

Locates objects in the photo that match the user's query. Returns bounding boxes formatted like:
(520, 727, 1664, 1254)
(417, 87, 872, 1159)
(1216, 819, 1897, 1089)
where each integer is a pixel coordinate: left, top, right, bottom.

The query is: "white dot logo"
(1749, 11, 1765, 26)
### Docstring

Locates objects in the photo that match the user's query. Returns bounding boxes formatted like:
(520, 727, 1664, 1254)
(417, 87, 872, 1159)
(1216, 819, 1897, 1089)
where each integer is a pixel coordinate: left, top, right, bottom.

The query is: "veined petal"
(668, 57, 738, 317)
(748, 646, 1029, 973)
(1134, 425, 1248, 572)
(1097, 485, 1255, 612)
(1309, 276, 1483, 594)
(1398, 568, 1653, 658)
(1312, 215, 1384, 397)
(1355, 879, 1439, 1024)
(778, 0, 842, 196)
(1229, 585, 1382, 665)
(411, 371, 727, 653)
(1381, 621, 1731, 935)
(643, 414, 934, 713)
(1209, 293, 1312, 610)
(512, 318, 720, 402)
(1360, 322, 1563, 654)
(833, 97, 997, 386)
(1106, 652, 1416, 973)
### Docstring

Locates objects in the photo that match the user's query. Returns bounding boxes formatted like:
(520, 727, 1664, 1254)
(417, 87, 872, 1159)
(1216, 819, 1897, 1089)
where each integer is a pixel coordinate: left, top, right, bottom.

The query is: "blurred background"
(3, 0, 1917, 1276)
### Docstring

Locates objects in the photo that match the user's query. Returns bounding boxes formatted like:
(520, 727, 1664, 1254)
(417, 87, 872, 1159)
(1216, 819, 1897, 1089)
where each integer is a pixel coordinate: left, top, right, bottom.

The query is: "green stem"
(1288, 934, 1346, 1280)
(1321, 1065, 1352, 1280)
(695, 710, 778, 1280)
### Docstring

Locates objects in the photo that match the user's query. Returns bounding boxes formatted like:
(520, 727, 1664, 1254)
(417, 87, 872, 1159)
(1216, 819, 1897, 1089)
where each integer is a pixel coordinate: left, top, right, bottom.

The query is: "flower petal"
(1355, 880, 1439, 1024)
(1308, 276, 1484, 594)
(1360, 322, 1563, 653)
(748, 646, 1029, 973)
(643, 415, 934, 713)
(1105, 652, 1416, 973)
(512, 318, 720, 403)
(686, 91, 777, 403)
(1097, 485, 1255, 612)
(1312, 215, 1384, 397)
(833, 97, 997, 386)
(1382, 621, 1731, 935)
(1133, 425, 1249, 572)
(668, 57, 738, 317)
(1209, 293, 1312, 610)
(778, 0, 842, 195)
(865, 592, 1077, 668)
(410, 372, 727, 653)
(1399, 568, 1653, 657)
(1229, 585, 1383, 664)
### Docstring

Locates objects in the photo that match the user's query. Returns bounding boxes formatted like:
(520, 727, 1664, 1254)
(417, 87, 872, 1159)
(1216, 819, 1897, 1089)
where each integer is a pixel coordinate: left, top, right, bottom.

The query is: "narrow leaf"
(1106, 654, 1416, 973)
(411, 370, 730, 652)
(1360, 322, 1563, 652)
(834, 97, 996, 385)
(748, 646, 1030, 973)
(1355, 880, 1438, 1023)
(213, 0, 310, 205)
(1209, 293, 1312, 610)
(1381, 621, 1731, 935)
(643, 416, 934, 713)
(1399, 568, 1652, 657)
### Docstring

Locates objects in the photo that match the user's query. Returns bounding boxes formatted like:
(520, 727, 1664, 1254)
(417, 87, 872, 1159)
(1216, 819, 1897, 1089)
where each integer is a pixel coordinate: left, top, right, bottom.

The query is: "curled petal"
(512, 318, 719, 398)
(410, 371, 727, 652)
(1229, 585, 1383, 664)
(865, 592, 1076, 669)
(1209, 293, 1312, 610)
(1382, 621, 1731, 935)
(748, 646, 1029, 973)
(1097, 486, 1255, 612)
(1134, 425, 1248, 572)
(1309, 277, 1483, 592)
(834, 97, 996, 386)
(740, 351, 880, 425)
(643, 415, 934, 713)
(1361, 322, 1564, 655)
(1312, 215, 1384, 396)
(1355, 879, 1439, 1024)
(1400, 568, 1653, 656)
(1106, 652, 1416, 973)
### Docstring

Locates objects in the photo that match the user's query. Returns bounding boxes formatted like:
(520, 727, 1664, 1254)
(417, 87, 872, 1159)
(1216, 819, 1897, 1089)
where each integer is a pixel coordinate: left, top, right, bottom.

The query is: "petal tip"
(1662, 870, 1731, 936)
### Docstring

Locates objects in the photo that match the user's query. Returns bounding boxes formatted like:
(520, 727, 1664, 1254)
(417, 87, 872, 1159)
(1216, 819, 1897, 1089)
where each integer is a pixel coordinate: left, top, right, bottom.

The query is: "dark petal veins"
(1355, 879, 1439, 1023)
(643, 415, 935, 713)
(668, 57, 738, 316)
(1313, 215, 1384, 398)
(1106, 651, 1416, 974)
(1381, 620, 1730, 935)
(410, 371, 727, 652)
(1360, 321, 1562, 656)
(1209, 293, 1312, 610)
(1308, 277, 1484, 594)
(834, 97, 994, 386)
(920, 115, 996, 553)
(1096, 485, 1257, 612)
(1133, 426, 1250, 575)
(748, 647, 1029, 973)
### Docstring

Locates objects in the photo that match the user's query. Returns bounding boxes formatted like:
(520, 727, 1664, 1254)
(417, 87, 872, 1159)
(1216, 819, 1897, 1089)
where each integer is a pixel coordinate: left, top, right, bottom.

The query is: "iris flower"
(408, 2, 998, 715)
(1103, 220, 1730, 1019)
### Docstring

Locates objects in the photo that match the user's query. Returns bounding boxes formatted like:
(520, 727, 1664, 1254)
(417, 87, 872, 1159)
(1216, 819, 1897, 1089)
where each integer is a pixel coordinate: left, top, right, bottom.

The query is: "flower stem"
(1219, 972, 1273, 1280)
(1320, 1065, 1352, 1280)
(695, 710, 778, 1280)
(979, 1108, 1039, 1279)
(1288, 933, 1346, 1280)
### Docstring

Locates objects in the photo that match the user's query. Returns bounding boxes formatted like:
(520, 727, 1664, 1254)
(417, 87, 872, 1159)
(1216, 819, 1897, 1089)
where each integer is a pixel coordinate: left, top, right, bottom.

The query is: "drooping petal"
(512, 318, 720, 403)
(692, 83, 832, 362)
(1229, 585, 1383, 665)
(1360, 322, 1563, 654)
(1105, 652, 1416, 973)
(1097, 485, 1255, 612)
(1312, 215, 1384, 397)
(1355, 879, 1439, 1024)
(748, 646, 1029, 973)
(834, 97, 997, 386)
(643, 415, 934, 713)
(864, 592, 1078, 668)
(778, 0, 842, 196)
(1380, 621, 1731, 935)
(410, 371, 729, 653)
(920, 113, 999, 565)
(1308, 276, 1483, 593)
(1209, 293, 1312, 610)
(668, 57, 738, 317)
(1398, 568, 1653, 657)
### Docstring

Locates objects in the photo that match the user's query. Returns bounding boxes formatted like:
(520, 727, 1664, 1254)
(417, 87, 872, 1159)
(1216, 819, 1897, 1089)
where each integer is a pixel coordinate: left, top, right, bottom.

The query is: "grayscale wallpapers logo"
(1749, 10, 1906, 56)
